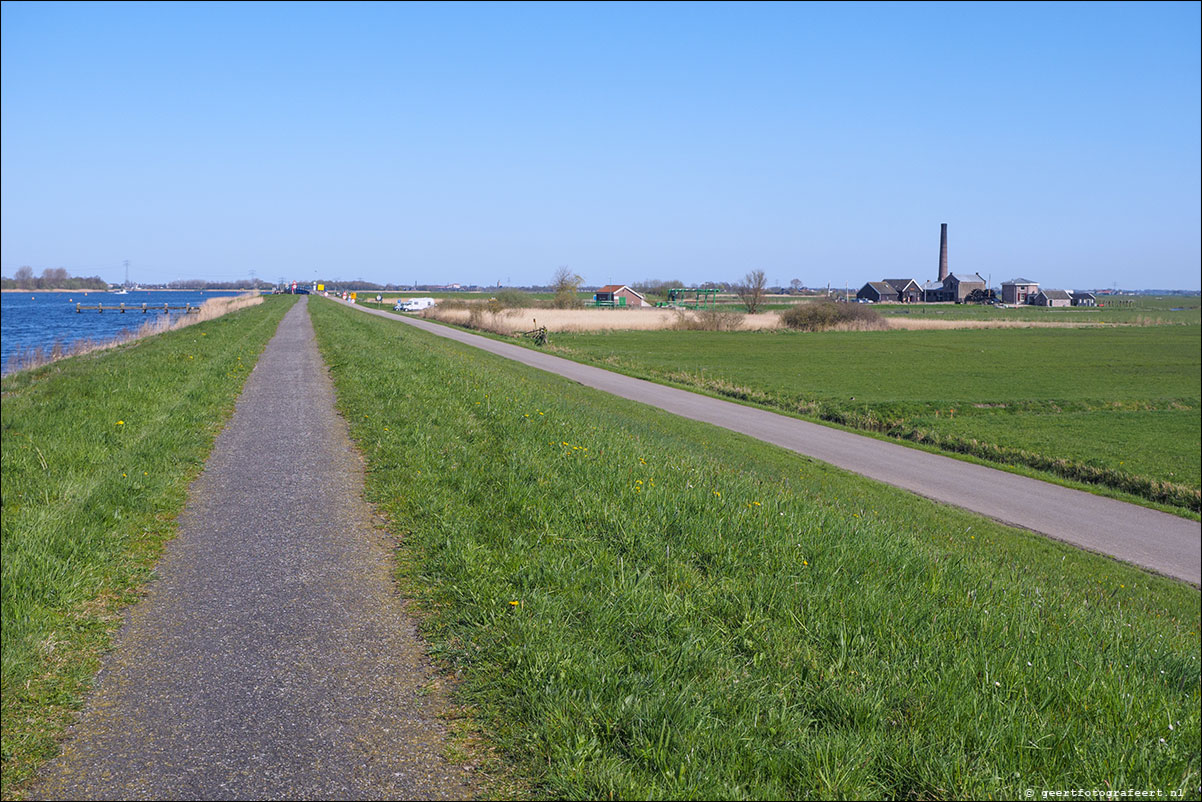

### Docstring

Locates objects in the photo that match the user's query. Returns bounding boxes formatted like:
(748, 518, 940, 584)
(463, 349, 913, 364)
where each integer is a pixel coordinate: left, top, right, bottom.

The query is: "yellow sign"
(317, 284, 324, 291)
(350, 292, 357, 299)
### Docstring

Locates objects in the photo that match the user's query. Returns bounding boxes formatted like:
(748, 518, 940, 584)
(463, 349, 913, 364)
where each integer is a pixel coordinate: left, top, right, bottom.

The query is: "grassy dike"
(0, 295, 295, 796)
(309, 299, 1200, 800)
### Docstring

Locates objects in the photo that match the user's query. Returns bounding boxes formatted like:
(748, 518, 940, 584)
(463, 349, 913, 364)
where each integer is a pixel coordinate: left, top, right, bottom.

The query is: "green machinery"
(656, 288, 719, 309)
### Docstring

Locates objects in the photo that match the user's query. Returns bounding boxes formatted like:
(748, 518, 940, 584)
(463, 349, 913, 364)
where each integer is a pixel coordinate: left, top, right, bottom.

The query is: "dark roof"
(883, 278, 919, 292)
(1070, 291, 1096, 298)
(1039, 289, 1072, 300)
(860, 282, 898, 297)
(1002, 277, 1038, 285)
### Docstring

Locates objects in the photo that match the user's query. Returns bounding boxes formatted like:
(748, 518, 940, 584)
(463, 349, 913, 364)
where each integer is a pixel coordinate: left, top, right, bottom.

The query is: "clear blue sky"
(2, 1, 1199, 289)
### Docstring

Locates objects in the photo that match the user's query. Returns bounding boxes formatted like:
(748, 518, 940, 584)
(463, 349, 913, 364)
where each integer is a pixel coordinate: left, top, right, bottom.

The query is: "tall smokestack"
(938, 223, 949, 282)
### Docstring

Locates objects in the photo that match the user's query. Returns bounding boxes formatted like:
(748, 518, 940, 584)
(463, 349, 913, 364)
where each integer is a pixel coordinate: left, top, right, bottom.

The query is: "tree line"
(1, 267, 109, 290)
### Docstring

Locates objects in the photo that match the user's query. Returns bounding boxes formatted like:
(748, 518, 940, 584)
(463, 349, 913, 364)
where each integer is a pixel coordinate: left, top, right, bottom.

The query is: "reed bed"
(419, 303, 1119, 336)
(423, 306, 786, 333)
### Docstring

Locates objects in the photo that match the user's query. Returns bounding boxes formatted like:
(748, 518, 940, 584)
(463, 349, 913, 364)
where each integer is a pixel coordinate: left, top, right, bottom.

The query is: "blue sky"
(2, 1, 1199, 289)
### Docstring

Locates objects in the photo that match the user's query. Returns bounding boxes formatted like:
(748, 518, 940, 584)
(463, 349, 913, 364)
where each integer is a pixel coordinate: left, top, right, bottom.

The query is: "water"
(1, 290, 246, 374)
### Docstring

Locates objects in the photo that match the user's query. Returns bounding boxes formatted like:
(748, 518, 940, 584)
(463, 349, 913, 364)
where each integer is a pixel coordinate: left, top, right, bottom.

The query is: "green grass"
(876, 296, 1201, 324)
(537, 326, 1201, 510)
(0, 295, 295, 797)
(309, 298, 1201, 800)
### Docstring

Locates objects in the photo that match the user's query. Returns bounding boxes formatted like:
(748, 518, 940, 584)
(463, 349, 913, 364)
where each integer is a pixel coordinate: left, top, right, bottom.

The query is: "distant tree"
(633, 279, 684, 301)
(790, 278, 803, 294)
(14, 265, 34, 289)
(551, 266, 584, 308)
(736, 269, 768, 314)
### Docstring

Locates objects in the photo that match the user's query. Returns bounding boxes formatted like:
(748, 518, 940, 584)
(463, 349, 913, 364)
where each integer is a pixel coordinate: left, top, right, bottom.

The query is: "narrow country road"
(343, 299, 1200, 586)
(31, 299, 476, 800)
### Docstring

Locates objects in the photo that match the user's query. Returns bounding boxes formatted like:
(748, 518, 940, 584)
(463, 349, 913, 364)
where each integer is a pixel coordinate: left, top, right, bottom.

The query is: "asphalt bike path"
(31, 298, 476, 800)
(343, 299, 1200, 586)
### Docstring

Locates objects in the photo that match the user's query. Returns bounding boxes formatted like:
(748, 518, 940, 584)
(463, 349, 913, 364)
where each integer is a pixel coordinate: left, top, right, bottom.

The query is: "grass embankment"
(540, 327, 1201, 513)
(4, 291, 265, 375)
(309, 299, 1200, 800)
(0, 295, 296, 797)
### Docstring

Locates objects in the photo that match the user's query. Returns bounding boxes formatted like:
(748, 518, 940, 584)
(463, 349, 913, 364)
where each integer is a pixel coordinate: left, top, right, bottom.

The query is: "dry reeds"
(422, 305, 783, 334)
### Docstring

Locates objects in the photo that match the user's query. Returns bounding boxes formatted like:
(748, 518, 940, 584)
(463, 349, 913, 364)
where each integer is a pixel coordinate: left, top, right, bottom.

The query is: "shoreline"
(2, 288, 259, 293)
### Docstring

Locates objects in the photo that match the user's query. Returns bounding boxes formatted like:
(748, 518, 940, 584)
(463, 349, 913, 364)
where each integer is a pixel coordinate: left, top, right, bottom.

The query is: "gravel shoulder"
(30, 298, 477, 800)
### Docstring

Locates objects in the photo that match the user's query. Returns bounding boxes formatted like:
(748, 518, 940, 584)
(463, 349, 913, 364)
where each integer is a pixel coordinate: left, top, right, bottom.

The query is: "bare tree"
(551, 265, 584, 308)
(790, 278, 803, 294)
(14, 265, 34, 289)
(737, 269, 767, 314)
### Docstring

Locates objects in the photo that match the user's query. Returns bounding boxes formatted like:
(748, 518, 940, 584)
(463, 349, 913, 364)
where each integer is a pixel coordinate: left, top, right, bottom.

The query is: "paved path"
(32, 299, 476, 800)
(344, 300, 1200, 586)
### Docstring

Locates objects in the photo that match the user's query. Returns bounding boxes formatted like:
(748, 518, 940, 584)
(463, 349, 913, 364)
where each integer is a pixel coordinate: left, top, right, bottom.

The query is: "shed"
(592, 285, 649, 308)
(1032, 289, 1072, 307)
(1070, 291, 1097, 307)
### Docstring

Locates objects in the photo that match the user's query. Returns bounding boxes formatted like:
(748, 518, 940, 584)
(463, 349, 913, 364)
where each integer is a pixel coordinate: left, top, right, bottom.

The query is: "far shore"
(2, 287, 257, 293)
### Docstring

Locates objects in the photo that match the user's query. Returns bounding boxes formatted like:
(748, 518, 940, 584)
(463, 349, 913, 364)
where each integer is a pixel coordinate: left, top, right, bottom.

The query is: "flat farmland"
(545, 325, 1201, 509)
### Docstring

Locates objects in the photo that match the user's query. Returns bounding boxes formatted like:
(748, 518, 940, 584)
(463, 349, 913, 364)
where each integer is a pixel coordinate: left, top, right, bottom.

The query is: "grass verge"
(0, 295, 295, 798)
(310, 299, 1200, 799)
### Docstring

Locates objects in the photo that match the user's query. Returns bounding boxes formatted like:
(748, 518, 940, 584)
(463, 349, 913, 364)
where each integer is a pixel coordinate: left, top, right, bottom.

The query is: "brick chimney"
(938, 223, 949, 282)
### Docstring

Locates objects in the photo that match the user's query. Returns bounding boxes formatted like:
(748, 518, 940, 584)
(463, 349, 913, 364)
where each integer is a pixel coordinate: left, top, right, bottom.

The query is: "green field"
(309, 299, 1200, 799)
(716, 294, 1201, 324)
(875, 295, 1201, 324)
(0, 295, 295, 795)
(539, 326, 1201, 510)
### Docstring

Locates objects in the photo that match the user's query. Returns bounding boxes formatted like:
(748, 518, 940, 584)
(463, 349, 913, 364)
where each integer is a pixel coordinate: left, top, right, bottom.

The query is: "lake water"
(1, 290, 246, 374)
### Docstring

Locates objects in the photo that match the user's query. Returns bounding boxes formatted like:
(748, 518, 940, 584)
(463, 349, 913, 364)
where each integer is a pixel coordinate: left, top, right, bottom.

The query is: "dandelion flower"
(116, 420, 125, 425)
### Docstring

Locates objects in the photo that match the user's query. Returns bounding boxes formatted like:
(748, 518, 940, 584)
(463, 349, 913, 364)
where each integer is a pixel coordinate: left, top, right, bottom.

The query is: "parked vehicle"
(393, 297, 436, 312)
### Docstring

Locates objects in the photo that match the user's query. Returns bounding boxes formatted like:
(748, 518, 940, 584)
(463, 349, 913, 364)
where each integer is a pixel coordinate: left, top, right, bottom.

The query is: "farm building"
(883, 278, 922, 303)
(856, 282, 899, 303)
(1071, 291, 1097, 307)
(591, 285, 649, 308)
(1031, 289, 1072, 307)
(1001, 278, 1040, 305)
(923, 272, 987, 303)
(857, 278, 922, 303)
